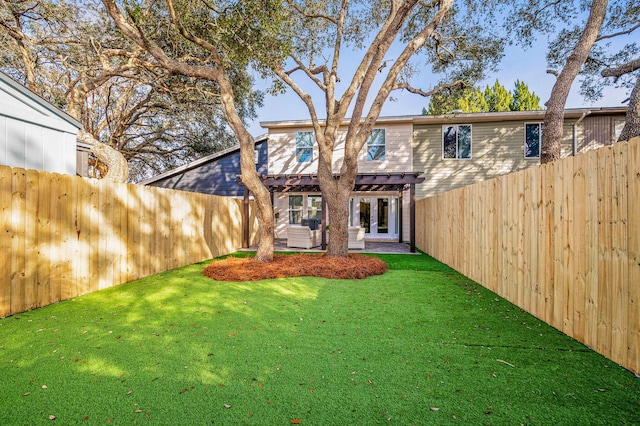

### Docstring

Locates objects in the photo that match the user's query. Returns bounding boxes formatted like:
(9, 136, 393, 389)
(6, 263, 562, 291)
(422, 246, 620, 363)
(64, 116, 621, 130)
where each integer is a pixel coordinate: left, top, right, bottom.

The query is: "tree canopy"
(0, 0, 263, 182)
(264, 0, 504, 256)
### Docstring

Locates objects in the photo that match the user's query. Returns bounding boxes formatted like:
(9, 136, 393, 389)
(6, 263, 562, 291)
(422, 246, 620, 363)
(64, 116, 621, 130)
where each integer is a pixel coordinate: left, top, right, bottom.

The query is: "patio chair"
(286, 225, 321, 249)
(348, 226, 365, 249)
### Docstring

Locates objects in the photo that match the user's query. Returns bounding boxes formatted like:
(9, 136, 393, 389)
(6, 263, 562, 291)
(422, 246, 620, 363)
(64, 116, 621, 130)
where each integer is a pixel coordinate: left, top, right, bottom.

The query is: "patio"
(242, 238, 415, 254)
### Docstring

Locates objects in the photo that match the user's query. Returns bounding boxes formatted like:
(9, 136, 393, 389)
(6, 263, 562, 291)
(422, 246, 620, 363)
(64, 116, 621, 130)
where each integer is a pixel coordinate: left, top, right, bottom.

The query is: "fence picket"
(415, 137, 640, 375)
(0, 167, 12, 317)
(0, 166, 255, 320)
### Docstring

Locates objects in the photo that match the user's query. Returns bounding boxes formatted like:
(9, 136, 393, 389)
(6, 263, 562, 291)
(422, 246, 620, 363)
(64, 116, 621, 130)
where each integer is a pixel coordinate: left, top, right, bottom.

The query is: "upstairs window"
(366, 129, 386, 161)
(295, 131, 314, 163)
(443, 125, 471, 159)
(525, 123, 542, 159)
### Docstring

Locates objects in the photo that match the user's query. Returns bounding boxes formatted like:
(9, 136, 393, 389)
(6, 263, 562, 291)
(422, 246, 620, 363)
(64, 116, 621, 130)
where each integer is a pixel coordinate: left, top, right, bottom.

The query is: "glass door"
(351, 196, 398, 239)
(359, 198, 371, 233)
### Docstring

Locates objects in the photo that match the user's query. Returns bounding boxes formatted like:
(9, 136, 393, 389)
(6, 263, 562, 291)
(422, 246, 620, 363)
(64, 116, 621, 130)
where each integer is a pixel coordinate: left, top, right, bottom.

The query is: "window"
(443, 125, 471, 159)
(295, 131, 314, 163)
(307, 195, 322, 223)
(288, 195, 303, 224)
(366, 129, 385, 161)
(525, 123, 542, 159)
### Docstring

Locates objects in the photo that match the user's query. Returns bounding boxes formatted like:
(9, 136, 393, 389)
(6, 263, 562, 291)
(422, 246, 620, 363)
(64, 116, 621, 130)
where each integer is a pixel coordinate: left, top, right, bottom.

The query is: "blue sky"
(245, 38, 630, 137)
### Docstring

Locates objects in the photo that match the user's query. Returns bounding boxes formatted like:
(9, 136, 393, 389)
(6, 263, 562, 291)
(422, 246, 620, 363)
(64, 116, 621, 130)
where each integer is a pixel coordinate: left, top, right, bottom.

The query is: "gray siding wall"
(147, 141, 268, 197)
(0, 81, 78, 175)
(413, 120, 575, 199)
(0, 114, 76, 175)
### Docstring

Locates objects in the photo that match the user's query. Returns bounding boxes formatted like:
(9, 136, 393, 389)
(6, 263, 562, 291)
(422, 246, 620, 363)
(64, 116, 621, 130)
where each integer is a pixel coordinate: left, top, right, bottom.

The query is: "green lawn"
(1, 253, 638, 425)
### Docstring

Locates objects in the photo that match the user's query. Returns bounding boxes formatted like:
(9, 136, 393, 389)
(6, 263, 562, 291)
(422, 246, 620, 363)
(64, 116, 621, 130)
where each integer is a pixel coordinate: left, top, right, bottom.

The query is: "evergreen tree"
(510, 80, 541, 111)
(455, 87, 488, 112)
(484, 80, 513, 112)
(426, 79, 541, 114)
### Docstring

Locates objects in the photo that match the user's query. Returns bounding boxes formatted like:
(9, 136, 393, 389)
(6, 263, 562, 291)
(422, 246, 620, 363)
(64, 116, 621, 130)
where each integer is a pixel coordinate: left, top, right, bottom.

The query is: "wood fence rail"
(416, 136, 640, 375)
(0, 167, 257, 318)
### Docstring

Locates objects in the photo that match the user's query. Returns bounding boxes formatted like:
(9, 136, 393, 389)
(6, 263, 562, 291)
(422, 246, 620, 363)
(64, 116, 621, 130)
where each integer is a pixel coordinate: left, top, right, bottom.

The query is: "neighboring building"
(140, 137, 268, 197)
(0, 71, 84, 176)
(412, 107, 626, 198)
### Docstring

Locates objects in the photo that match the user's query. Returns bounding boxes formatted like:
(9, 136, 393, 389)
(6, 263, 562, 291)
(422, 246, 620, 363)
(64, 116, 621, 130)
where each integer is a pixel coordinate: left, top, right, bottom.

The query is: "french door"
(350, 196, 398, 239)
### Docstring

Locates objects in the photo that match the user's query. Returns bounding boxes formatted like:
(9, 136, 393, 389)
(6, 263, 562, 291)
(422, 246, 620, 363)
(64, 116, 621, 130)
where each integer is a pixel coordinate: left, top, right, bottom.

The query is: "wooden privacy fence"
(0, 166, 257, 318)
(416, 137, 640, 375)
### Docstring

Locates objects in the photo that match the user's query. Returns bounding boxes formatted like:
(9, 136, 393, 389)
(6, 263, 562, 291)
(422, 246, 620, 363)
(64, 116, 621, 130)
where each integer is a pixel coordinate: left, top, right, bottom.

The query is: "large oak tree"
(269, 0, 503, 256)
(102, 0, 293, 261)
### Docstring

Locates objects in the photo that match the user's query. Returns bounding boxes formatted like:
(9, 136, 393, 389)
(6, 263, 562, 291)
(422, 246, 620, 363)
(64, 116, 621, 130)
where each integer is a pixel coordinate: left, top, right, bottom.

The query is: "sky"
(244, 37, 631, 137)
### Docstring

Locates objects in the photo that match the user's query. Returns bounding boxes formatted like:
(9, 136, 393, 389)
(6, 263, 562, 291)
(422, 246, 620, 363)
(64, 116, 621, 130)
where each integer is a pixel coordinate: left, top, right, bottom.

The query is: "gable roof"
(0, 71, 83, 133)
(138, 135, 268, 185)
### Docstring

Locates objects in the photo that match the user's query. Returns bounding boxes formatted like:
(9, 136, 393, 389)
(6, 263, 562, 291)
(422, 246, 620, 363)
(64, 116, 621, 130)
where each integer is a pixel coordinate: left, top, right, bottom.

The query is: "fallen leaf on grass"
(224, 403, 231, 409)
(22, 392, 31, 396)
(49, 415, 56, 420)
(291, 420, 301, 424)
(431, 407, 440, 411)
(496, 359, 515, 368)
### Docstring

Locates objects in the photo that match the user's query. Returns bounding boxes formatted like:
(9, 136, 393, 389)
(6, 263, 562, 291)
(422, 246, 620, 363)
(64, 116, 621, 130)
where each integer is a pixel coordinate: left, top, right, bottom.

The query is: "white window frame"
(524, 122, 543, 159)
(442, 124, 472, 159)
(295, 131, 314, 163)
(366, 128, 386, 161)
(288, 194, 303, 224)
(307, 195, 323, 223)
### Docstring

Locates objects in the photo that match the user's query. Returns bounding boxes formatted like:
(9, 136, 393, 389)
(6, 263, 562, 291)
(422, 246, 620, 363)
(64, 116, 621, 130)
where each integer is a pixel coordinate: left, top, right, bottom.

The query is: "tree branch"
(393, 80, 465, 97)
(601, 58, 640, 78)
(596, 22, 640, 42)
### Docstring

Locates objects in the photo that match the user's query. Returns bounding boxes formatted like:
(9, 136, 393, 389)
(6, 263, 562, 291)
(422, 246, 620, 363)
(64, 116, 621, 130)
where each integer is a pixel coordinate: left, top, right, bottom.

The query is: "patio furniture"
(348, 226, 365, 249)
(287, 225, 321, 249)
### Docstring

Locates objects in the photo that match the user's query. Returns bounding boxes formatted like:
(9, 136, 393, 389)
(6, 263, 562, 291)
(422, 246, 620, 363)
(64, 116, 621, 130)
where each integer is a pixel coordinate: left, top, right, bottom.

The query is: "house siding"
(0, 73, 80, 175)
(413, 119, 575, 199)
(268, 123, 413, 174)
(579, 113, 627, 152)
(145, 140, 268, 197)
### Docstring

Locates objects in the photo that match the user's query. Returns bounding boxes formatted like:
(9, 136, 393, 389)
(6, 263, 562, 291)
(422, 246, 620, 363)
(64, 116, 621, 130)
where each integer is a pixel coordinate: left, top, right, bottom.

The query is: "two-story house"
(259, 106, 626, 250)
(260, 117, 423, 249)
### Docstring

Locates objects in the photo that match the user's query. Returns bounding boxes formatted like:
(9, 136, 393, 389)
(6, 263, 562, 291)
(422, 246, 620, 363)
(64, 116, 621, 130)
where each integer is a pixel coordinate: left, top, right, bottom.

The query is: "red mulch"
(202, 253, 387, 281)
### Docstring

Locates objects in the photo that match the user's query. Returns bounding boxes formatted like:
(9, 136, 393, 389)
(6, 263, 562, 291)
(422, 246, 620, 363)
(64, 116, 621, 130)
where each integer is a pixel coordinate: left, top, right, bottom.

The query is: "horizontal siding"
(268, 124, 413, 175)
(413, 120, 575, 199)
(579, 113, 626, 152)
(148, 142, 267, 197)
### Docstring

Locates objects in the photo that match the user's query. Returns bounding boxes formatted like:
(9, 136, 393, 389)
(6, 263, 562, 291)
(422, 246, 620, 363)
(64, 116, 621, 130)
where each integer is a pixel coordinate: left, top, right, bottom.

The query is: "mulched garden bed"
(202, 253, 387, 281)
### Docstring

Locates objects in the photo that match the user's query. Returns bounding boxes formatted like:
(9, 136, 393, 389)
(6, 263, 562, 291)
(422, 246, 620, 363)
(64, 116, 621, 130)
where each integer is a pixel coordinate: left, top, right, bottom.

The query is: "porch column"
(410, 183, 416, 253)
(398, 191, 403, 243)
(242, 185, 250, 249)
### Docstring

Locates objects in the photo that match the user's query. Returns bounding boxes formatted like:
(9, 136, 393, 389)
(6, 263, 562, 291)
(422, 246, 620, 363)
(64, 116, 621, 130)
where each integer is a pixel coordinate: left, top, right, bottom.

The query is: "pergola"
(241, 172, 425, 252)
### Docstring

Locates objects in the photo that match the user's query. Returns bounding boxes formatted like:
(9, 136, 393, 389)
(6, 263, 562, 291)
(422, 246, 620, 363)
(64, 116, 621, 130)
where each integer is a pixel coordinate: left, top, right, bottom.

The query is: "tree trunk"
(77, 130, 129, 182)
(102, 0, 275, 261)
(541, 0, 608, 164)
(618, 73, 640, 142)
(323, 180, 352, 257)
(218, 83, 275, 262)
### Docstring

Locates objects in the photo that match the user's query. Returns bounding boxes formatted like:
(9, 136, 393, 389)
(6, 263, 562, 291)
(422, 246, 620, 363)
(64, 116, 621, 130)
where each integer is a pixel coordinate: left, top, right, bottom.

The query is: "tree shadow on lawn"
(0, 256, 638, 425)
